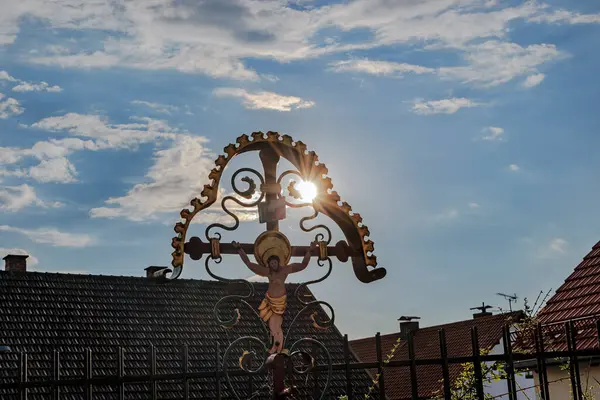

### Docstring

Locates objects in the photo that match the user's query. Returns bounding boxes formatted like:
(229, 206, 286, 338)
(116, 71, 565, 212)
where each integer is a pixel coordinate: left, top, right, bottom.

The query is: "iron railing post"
(375, 332, 385, 400)
(471, 327, 485, 400)
(438, 329, 451, 400)
(407, 331, 418, 400)
(536, 323, 550, 399)
(344, 334, 353, 400)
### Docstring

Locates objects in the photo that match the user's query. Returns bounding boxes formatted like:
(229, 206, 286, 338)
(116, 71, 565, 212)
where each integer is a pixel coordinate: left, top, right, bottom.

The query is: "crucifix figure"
(232, 236, 317, 354)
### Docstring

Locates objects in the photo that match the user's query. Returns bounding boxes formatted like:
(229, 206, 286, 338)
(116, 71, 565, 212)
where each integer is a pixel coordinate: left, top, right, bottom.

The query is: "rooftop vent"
(3, 254, 28, 272)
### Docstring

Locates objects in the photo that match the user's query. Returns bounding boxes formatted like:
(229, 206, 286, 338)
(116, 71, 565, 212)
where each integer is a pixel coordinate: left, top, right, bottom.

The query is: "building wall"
(534, 364, 600, 399)
(483, 335, 537, 399)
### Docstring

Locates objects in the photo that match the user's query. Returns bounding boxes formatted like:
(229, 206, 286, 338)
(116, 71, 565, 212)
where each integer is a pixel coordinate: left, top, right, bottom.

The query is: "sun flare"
(296, 181, 318, 202)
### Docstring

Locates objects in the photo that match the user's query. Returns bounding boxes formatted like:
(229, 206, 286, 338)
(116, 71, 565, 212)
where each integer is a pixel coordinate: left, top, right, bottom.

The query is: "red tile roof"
(536, 240, 600, 351)
(350, 312, 523, 400)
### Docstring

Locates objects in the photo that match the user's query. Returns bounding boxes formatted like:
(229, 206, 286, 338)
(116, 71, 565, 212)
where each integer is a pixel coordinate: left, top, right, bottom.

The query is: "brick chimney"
(398, 316, 420, 340)
(3, 254, 28, 272)
(144, 266, 170, 279)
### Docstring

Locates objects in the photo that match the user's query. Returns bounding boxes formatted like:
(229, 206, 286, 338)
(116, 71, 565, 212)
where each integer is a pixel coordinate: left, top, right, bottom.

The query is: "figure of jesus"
(232, 240, 318, 353)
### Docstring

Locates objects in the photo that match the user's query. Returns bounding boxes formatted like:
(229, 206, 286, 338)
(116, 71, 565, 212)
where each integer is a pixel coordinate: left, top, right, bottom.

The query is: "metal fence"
(2, 319, 600, 400)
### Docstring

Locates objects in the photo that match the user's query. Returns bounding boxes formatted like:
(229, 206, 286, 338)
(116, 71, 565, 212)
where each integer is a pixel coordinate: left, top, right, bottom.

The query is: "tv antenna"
(496, 293, 518, 312)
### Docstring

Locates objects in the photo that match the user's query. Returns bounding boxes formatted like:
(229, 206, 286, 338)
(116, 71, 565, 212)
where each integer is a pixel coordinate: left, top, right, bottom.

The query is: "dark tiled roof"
(350, 312, 523, 400)
(536, 240, 600, 351)
(0, 271, 371, 399)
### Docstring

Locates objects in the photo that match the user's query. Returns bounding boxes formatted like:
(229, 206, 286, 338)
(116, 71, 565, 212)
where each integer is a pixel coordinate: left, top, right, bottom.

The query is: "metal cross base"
(266, 353, 297, 400)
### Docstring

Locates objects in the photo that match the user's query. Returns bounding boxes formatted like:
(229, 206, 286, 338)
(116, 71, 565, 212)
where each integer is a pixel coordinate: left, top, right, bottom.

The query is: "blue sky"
(1, 0, 600, 339)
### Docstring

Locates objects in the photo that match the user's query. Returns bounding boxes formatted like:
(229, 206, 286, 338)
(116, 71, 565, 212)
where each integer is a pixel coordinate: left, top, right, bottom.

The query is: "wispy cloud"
(523, 73, 545, 88)
(0, 93, 24, 118)
(0, 184, 63, 211)
(411, 98, 483, 115)
(508, 164, 520, 172)
(2, 113, 181, 183)
(0, 225, 95, 247)
(131, 100, 179, 115)
(0, 70, 62, 92)
(329, 59, 435, 77)
(535, 237, 569, 259)
(481, 126, 504, 141)
(89, 135, 214, 221)
(213, 88, 315, 112)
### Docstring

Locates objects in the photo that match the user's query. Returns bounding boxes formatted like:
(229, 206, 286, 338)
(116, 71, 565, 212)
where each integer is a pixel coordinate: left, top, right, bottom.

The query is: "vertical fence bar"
(52, 350, 60, 400)
(18, 352, 27, 400)
(150, 345, 157, 400)
(566, 321, 582, 400)
(182, 345, 189, 400)
(471, 327, 485, 400)
(438, 329, 451, 400)
(375, 332, 385, 400)
(407, 331, 418, 400)
(344, 334, 353, 400)
(536, 324, 550, 400)
(84, 349, 92, 400)
(215, 342, 221, 400)
(247, 339, 253, 396)
(502, 325, 517, 400)
(533, 326, 546, 400)
(117, 347, 124, 400)
(312, 340, 320, 399)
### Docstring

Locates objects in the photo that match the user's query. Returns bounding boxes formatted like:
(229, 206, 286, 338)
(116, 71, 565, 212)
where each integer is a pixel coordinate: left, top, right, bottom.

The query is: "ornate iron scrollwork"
(168, 132, 386, 398)
(171, 131, 386, 284)
(205, 167, 265, 241)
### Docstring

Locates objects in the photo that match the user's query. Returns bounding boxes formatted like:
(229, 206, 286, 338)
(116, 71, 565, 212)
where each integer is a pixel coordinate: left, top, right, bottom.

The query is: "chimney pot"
(398, 316, 420, 340)
(144, 266, 170, 279)
(3, 254, 28, 272)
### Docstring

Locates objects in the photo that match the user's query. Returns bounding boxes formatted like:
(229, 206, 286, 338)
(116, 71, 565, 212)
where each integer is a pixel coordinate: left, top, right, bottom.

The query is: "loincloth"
(258, 293, 287, 322)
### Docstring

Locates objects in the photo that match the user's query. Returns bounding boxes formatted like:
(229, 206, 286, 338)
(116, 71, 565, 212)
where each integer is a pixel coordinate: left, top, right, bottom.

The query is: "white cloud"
(0, 248, 39, 266)
(4, 0, 589, 82)
(331, 41, 561, 88)
(481, 126, 504, 141)
(438, 41, 562, 87)
(529, 9, 600, 24)
(0, 184, 63, 211)
(213, 88, 315, 112)
(523, 73, 545, 88)
(12, 81, 62, 92)
(411, 98, 483, 115)
(89, 135, 215, 221)
(131, 100, 179, 115)
(0, 70, 62, 92)
(0, 70, 17, 82)
(1, 113, 181, 183)
(468, 202, 480, 209)
(0, 93, 24, 119)
(508, 164, 520, 172)
(548, 238, 568, 254)
(329, 59, 435, 77)
(247, 274, 268, 282)
(0, 225, 94, 247)
(28, 157, 78, 183)
(535, 237, 569, 259)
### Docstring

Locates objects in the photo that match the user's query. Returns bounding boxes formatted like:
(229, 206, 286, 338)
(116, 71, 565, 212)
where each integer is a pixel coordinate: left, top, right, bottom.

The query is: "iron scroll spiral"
(205, 168, 265, 241)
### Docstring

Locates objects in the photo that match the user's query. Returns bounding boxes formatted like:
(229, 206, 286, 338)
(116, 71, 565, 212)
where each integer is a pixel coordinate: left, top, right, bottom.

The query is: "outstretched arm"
(232, 241, 269, 277)
(289, 241, 318, 273)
